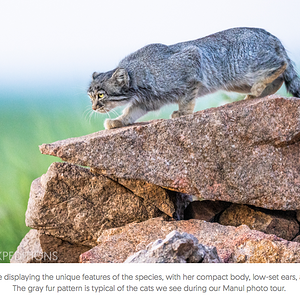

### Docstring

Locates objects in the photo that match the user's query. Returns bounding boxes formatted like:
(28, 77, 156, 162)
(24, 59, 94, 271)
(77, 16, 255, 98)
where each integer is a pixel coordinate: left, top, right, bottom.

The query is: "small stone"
(184, 200, 231, 221)
(124, 230, 221, 263)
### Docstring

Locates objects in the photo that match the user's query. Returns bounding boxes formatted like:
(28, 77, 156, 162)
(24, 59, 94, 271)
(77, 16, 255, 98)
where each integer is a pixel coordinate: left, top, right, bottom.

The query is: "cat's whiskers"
(103, 108, 112, 120)
(83, 106, 91, 120)
(83, 105, 96, 124)
(110, 108, 120, 118)
(83, 105, 91, 114)
(90, 110, 97, 123)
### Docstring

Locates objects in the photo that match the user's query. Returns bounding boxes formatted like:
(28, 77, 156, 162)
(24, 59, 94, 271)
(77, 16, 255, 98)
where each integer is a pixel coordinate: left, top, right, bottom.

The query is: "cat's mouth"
(96, 107, 107, 113)
(92, 103, 107, 113)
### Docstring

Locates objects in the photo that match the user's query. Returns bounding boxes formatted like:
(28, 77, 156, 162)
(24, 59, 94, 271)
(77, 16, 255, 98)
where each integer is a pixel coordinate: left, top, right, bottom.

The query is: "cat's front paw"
(172, 110, 187, 118)
(171, 111, 180, 118)
(171, 110, 192, 118)
(104, 119, 124, 130)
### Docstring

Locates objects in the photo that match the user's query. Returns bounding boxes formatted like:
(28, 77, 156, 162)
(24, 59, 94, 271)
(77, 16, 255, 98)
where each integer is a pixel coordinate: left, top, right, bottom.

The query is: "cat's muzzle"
(92, 102, 105, 111)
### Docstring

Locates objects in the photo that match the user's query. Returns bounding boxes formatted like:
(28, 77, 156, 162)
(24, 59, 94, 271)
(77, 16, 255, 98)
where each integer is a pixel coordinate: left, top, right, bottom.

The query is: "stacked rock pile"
(12, 95, 300, 263)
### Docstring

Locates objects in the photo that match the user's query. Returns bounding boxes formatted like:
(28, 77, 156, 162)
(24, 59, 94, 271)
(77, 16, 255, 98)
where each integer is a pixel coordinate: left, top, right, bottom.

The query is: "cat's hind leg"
(259, 75, 284, 97)
(171, 84, 201, 119)
(244, 63, 286, 100)
(171, 98, 196, 118)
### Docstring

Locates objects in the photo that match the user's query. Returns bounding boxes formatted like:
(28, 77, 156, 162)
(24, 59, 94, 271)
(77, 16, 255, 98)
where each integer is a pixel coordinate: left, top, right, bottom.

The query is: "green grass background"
(0, 85, 290, 263)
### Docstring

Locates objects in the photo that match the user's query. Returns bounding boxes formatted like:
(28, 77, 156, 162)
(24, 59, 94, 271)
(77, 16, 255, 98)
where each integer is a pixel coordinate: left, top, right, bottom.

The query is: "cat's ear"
(92, 72, 99, 80)
(111, 68, 129, 88)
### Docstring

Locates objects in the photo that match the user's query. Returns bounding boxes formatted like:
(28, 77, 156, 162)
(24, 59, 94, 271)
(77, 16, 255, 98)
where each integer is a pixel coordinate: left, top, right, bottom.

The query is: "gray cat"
(88, 27, 300, 129)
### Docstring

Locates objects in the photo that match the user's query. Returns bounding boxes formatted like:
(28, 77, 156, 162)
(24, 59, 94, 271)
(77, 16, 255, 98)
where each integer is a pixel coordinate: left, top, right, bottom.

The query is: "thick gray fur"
(88, 27, 300, 129)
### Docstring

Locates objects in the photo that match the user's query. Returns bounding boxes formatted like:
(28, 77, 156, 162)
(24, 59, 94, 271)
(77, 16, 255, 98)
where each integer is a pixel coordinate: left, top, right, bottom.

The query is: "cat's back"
(200, 27, 273, 43)
(120, 28, 279, 64)
(118, 43, 176, 88)
(119, 28, 276, 66)
(171, 27, 278, 51)
(119, 43, 173, 68)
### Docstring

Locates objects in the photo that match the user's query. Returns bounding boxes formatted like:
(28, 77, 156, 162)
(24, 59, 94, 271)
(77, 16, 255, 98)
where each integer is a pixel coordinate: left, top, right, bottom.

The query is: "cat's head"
(87, 68, 131, 113)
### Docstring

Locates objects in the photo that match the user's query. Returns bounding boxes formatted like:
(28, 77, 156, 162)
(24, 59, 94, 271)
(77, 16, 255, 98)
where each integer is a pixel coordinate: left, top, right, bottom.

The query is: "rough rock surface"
(124, 230, 221, 263)
(292, 235, 300, 243)
(98, 173, 191, 220)
(184, 200, 231, 221)
(79, 217, 300, 263)
(297, 210, 300, 222)
(11, 229, 90, 263)
(229, 239, 300, 263)
(40, 96, 300, 210)
(26, 162, 174, 246)
(219, 204, 299, 240)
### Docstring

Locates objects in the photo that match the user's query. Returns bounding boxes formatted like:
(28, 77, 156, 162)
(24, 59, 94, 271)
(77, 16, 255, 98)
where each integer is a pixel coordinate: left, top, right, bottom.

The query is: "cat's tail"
(283, 57, 300, 97)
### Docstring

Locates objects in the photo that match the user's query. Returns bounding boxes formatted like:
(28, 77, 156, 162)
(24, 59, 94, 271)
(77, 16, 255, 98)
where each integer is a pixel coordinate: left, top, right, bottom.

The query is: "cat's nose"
(92, 102, 104, 110)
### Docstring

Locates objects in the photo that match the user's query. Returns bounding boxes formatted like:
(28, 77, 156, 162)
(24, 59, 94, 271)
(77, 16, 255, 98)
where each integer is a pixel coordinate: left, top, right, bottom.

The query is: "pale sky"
(1, 0, 300, 91)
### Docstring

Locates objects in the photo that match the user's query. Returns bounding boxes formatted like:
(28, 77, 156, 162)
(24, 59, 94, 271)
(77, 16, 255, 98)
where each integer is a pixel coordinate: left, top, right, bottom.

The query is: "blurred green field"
(0, 87, 289, 263)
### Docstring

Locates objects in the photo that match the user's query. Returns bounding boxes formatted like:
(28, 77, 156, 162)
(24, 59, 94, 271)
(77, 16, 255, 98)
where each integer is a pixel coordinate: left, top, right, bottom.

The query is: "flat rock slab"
(26, 162, 174, 246)
(79, 217, 300, 263)
(40, 96, 300, 210)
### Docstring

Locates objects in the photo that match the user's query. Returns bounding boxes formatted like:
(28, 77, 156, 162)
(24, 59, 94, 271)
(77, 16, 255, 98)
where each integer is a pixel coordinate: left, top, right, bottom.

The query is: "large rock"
(26, 162, 178, 246)
(79, 217, 300, 263)
(40, 96, 300, 210)
(95, 173, 191, 220)
(11, 229, 90, 263)
(124, 230, 221, 263)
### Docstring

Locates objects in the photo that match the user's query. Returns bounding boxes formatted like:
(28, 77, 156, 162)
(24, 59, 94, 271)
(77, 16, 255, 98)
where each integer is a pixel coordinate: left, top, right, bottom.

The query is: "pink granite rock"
(11, 229, 90, 263)
(40, 96, 300, 210)
(219, 204, 299, 240)
(79, 217, 300, 263)
(124, 230, 221, 263)
(184, 200, 231, 221)
(25, 162, 174, 246)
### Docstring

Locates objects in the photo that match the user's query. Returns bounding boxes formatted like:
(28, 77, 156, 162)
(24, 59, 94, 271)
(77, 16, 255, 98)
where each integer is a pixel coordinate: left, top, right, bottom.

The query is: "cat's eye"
(98, 93, 104, 98)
